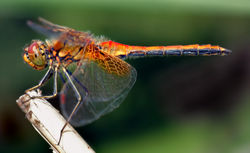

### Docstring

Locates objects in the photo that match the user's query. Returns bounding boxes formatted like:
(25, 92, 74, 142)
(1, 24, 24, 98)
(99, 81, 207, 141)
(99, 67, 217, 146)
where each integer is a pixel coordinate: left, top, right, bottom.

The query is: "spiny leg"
(39, 66, 59, 99)
(58, 67, 88, 145)
(25, 66, 54, 93)
(24, 66, 54, 103)
(24, 66, 59, 105)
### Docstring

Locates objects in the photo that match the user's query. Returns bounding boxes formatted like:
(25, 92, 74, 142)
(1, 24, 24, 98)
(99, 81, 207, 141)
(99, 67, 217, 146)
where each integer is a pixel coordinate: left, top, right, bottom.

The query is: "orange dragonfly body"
(23, 18, 231, 126)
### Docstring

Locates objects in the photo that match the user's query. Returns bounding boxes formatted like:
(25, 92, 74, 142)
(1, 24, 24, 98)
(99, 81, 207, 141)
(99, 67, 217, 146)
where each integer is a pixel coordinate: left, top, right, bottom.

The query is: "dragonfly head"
(23, 40, 48, 70)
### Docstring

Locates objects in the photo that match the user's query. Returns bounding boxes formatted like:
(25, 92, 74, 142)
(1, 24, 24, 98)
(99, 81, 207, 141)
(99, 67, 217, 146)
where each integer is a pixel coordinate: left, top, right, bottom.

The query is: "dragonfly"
(24, 17, 231, 132)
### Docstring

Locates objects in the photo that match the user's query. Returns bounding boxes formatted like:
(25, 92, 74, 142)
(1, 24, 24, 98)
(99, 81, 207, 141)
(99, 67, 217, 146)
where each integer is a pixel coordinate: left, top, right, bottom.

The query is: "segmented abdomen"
(99, 41, 232, 59)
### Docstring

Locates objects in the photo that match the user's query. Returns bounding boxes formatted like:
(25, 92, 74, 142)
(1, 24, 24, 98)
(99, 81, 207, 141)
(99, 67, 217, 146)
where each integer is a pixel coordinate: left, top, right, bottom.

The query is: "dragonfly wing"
(27, 17, 93, 47)
(27, 18, 67, 39)
(60, 53, 137, 126)
(37, 17, 70, 30)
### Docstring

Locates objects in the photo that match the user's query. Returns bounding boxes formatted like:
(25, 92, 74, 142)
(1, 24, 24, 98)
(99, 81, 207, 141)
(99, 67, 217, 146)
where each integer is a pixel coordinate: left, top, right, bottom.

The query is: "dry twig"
(16, 90, 95, 153)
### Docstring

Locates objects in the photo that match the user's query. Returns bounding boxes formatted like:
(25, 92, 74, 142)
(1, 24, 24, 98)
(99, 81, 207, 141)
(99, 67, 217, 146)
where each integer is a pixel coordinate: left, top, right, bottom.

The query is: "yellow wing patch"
(85, 45, 131, 76)
(95, 52, 130, 76)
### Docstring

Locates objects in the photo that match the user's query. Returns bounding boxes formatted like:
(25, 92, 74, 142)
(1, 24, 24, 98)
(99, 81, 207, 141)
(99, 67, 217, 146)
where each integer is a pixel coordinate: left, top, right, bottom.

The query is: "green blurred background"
(1, 0, 250, 152)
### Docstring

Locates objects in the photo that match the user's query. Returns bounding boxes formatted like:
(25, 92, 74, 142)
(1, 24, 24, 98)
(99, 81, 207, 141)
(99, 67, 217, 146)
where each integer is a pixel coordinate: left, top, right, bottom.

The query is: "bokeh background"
(1, 0, 250, 153)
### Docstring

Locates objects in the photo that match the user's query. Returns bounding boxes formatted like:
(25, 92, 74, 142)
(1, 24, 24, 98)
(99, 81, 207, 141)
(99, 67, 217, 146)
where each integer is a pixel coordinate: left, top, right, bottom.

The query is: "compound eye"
(28, 41, 40, 56)
(23, 40, 47, 70)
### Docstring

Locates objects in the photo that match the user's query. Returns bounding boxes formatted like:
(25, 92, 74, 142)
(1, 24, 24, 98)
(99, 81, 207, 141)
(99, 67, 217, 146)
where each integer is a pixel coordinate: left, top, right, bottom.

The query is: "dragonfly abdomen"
(99, 41, 231, 59)
(124, 44, 231, 59)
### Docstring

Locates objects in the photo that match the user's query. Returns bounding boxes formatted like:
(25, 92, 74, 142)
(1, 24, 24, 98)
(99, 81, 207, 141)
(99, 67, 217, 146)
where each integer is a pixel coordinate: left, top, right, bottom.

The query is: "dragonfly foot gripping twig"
(16, 90, 95, 153)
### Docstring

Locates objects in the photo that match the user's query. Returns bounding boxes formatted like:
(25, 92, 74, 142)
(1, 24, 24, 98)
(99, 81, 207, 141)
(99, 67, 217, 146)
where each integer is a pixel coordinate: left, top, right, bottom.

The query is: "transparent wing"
(60, 52, 137, 126)
(27, 17, 93, 47)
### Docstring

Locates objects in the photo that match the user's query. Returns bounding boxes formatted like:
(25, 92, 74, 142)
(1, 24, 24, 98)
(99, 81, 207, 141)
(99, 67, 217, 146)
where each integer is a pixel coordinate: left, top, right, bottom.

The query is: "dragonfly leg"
(38, 66, 59, 99)
(25, 66, 54, 93)
(23, 66, 54, 103)
(24, 65, 60, 105)
(58, 67, 88, 145)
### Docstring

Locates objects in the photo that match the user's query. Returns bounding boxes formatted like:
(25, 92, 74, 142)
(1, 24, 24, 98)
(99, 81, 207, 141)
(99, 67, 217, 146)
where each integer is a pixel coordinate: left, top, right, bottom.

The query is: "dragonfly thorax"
(23, 40, 48, 70)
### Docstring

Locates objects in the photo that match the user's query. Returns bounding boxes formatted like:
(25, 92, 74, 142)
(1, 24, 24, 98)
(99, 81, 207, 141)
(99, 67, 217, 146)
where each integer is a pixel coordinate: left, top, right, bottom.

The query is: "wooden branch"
(16, 90, 95, 153)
